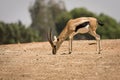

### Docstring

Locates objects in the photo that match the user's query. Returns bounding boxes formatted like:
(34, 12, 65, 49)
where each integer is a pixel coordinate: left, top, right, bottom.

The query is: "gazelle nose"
(52, 47, 56, 55)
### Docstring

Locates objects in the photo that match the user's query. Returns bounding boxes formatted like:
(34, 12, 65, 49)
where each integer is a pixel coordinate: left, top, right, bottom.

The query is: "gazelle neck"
(56, 26, 69, 50)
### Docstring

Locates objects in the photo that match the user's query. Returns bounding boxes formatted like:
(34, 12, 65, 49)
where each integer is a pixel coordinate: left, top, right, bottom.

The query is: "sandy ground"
(0, 39, 120, 80)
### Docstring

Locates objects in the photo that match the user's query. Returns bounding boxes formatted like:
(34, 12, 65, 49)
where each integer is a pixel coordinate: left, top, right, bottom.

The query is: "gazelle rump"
(47, 17, 104, 55)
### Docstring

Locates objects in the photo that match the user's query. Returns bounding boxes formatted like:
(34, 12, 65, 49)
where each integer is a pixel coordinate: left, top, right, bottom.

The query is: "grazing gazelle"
(47, 17, 104, 55)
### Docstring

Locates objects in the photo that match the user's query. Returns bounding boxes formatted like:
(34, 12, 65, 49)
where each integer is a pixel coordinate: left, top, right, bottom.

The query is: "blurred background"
(0, 0, 120, 44)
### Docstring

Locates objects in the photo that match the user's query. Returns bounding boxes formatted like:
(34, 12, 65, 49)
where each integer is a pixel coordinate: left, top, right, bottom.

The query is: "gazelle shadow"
(61, 53, 68, 55)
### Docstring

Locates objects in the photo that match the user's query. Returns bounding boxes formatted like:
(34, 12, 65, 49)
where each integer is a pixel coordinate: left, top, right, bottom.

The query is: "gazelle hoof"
(98, 51, 101, 54)
(69, 52, 72, 54)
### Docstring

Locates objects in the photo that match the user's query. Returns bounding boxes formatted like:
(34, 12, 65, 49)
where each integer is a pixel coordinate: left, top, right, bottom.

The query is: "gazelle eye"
(54, 45, 56, 48)
(57, 38, 59, 41)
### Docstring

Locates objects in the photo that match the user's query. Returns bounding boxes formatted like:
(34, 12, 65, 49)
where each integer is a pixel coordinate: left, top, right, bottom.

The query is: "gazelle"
(48, 17, 104, 55)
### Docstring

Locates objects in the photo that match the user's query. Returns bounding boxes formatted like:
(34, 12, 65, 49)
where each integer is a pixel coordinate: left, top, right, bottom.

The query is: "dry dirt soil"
(0, 39, 120, 80)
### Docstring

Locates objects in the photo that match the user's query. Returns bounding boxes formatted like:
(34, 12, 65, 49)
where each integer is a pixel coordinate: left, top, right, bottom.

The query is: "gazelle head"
(47, 30, 58, 55)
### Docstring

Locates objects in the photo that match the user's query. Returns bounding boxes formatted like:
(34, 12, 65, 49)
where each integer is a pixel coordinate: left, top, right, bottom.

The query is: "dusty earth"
(0, 39, 120, 80)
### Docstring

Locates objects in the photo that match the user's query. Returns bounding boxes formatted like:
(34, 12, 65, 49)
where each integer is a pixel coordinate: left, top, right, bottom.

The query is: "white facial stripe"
(53, 36, 57, 42)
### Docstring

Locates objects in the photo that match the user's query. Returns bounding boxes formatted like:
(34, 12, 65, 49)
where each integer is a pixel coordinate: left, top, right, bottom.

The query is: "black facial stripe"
(75, 21, 90, 32)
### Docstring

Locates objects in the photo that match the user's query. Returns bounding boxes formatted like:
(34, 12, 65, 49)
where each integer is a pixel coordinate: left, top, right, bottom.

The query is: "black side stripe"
(75, 21, 90, 32)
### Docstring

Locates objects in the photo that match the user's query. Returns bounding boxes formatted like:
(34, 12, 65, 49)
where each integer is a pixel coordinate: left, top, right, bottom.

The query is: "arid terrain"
(0, 39, 120, 80)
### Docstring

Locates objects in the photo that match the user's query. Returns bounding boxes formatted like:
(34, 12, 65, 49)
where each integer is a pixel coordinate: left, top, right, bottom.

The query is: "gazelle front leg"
(89, 31, 101, 54)
(69, 35, 73, 54)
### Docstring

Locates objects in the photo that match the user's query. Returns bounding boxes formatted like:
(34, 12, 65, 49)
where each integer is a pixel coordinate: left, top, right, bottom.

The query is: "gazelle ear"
(54, 36, 57, 42)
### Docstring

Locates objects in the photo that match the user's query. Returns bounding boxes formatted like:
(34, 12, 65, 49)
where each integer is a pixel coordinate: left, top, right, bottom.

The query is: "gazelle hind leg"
(97, 39, 101, 54)
(89, 31, 101, 54)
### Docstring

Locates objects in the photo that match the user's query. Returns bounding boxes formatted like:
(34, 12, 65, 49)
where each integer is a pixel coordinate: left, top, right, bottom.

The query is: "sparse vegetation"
(0, 21, 41, 44)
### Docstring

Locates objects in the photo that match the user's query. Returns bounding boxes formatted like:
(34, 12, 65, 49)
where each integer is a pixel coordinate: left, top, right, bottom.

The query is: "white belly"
(78, 25, 89, 33)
